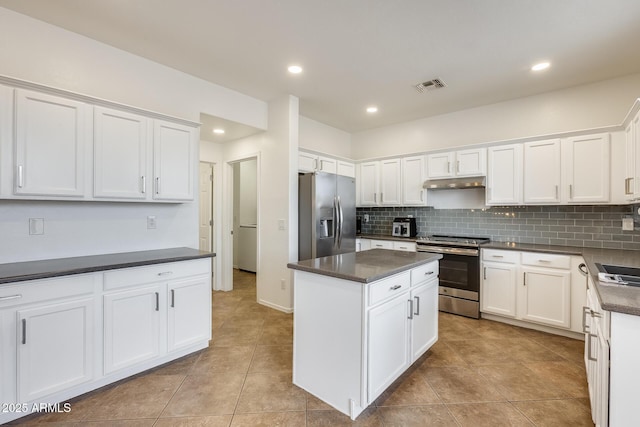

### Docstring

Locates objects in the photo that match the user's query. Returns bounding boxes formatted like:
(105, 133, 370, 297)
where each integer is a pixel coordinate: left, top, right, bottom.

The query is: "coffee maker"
(391, 217, 417, 237)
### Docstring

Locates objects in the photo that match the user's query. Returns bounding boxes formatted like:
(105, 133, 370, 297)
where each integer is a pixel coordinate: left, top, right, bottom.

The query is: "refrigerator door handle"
(337, 196, 343, 248)
(333, 196, 339, 248)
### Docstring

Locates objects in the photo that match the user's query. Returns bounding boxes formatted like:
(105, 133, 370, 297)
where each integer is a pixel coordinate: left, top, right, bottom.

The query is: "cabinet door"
(167, 276, 211, 352)
(456, 148, 486, 177)
(402, 156, 426, 206)
(14, 89, 88, 197)
(358, 162, 379, 206)
(104, 286, 162, 374)
(562, 134, 610, 203)
(0, 85, 12, 197)
(486, 144, 522, 205)
(523, 139, 561, 204)
(298, 152, 317, 172)
(410, 280, 438, 361)
(426, 152, 454, 179)
(481, 262, 518, 317)
(17, 298, 94, 402)
(337, 160, 355, 178)
(633, 114, 640, 198)
(153, 120, 195, 201)
(379, 159, 402, 205)
(368, 294, 411, 402)
(594, 322, 609, 427)
(318, 156, 337, 174)
(94, 107, 150, 199)
(359, 238, 372, 251)
(520, 267, 570, 328)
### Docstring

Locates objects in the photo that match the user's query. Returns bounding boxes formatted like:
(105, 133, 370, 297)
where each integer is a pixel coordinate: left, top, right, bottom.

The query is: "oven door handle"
(417, 246, 479, 256)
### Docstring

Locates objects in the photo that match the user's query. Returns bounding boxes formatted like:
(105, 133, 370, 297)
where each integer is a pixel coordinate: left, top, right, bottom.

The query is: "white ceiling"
(2, 0, 640, 134)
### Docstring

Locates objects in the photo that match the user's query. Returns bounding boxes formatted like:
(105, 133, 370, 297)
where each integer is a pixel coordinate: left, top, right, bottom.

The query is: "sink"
(596, 263, 640, 286)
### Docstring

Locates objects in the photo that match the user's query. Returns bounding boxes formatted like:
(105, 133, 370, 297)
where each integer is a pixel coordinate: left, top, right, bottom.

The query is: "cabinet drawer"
(393, 241, 416, 252)
(104, 259, 210, 290)
(368, 271, 410, 306)
(482, 249, 519, 264)
(0, 274, 95, 308)
(521, 252, 570, 269)
(370, 240, 394, 250)
(411, 261, 438, 286)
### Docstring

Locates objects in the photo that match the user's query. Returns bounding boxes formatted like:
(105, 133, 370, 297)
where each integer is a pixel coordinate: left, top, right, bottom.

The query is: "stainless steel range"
(416, 235, 490, 319)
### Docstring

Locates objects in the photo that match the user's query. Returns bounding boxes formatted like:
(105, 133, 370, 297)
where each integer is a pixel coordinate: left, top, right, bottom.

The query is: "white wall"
(299, 115, 352, 158)
(352, 73, 640, 159)
(223, 96, 299, 312)
(0, 7, 267, 263)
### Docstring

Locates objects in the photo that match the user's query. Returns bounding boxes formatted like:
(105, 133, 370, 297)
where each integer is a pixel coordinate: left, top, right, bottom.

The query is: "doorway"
(199, 162, 215, 285)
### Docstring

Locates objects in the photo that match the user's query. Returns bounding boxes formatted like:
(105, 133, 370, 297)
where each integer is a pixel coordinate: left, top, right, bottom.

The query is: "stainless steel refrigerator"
(298, 172, 356, 260)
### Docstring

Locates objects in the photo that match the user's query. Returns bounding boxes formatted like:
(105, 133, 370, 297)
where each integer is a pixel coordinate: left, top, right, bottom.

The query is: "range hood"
(423, 176, 486, 190)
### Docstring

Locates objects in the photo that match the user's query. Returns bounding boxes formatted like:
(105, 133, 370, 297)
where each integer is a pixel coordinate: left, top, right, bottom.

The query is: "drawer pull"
(492, 255, 504, 258)
(390, 284, 402, 291)
(537, 259, 551, 263)
(424, 271, 435, 275)
(157, 271, 173, 277)
(22, 319, 27, 345)
(0, 294, 22, 301)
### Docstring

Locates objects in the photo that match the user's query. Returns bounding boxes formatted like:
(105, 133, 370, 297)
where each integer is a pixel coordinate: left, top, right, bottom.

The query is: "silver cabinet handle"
(17, 165, 24, 188)
(390, 284, 402, 291)
(21, 319, 26, 345)
(157, 271, 173, 276)
(374, 193, 377, 203)
(420, 191, 424, 202)
(483, 266, 487, 280)
(492, 255, 504, 258)
(424, 271, 435, 276)
(625, 177, 631, 195)
(407, 299, 414, 320)
(141, 176, 146, 194)
(0, 294, 22, 301)
(155, 177, 160, 194)
(414, 296, 420, 315)
(555, 185, 559, 199)
(569, 184, 573, 199)
(456, 160, 460, 173)
(155, 292, 159, 311)
(582, 306, 590, 333)
(537, 259, 551, 263)
(447, 161, 451, 174)
(590, 309, 602, 319)
(170, 289, 175, 308)
(314, 159, 318, 171)
(381, 193, 384, 203)
(523, 272, 527, 286)
(588, 333, 597, 362)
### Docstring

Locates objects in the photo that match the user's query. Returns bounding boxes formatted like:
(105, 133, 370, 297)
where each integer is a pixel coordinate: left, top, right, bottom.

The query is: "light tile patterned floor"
(12, 269, 594, 426)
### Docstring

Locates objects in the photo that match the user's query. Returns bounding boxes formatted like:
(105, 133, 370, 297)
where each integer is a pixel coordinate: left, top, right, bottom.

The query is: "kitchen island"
(287, 249, 441, 420)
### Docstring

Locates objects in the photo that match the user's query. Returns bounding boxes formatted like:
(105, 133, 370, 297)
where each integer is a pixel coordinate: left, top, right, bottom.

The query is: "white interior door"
(199, 163, 213, 252)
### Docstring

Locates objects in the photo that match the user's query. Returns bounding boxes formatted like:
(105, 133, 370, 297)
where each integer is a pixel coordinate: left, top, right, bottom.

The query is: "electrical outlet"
(147, 215, 157, 229)
(363, 214, 369, 222)
(280, 279, 286, 290)
(29, 218, 44, 235)
(278, 219, 286, 231)
(622, 216, 634, 231)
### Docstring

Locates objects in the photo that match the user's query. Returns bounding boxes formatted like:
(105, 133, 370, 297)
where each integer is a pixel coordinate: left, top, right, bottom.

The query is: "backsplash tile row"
(357, 205, 640, 250)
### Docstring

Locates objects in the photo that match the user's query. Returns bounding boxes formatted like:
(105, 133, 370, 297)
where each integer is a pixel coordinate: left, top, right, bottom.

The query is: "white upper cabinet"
(94, 107, 150, 199)
(486, 144, 523, 205)
(298, 151, 353, 176)
(358, 161, 380, 206)
(426, 152, 454, 179)
(561, 133, 610, 203)
(426, 148, 486, 179)
(379, 158, 402, 205)
(153, 120, 196, 201)
(402, 155, 427, 206)
(625, 111, 640, 201)
(14, 89, 90, 197)
(523, 139, 561, 204)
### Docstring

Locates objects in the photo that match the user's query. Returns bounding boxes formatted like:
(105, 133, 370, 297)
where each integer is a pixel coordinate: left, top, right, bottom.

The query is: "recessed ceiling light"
(288, 65, 303, 74)
(366, 106, 378, 113)
(531, 62, 551, 71)
(213, 128, 225, 134)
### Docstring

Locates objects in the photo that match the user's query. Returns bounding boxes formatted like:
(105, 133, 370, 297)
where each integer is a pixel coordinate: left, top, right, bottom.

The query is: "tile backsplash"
(357, 205, 640, 250)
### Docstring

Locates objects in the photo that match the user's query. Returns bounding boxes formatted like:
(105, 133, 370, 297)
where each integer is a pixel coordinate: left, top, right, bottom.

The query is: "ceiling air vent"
(415, 78, 446, 93)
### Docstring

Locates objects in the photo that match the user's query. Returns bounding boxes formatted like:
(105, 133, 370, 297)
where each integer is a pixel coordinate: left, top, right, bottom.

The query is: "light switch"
(622, 217, 634, 231)
(29, 218, 44, 235)
(147, 216, 157, 229)
(278, 219, 286, 230)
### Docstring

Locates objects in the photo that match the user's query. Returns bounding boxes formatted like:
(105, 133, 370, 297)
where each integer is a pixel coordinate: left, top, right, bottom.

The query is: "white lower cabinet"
(17, 297, 94, 402)
(293, 260, 438, 420)
(481, 249, 576, 332)
(104, 285, 162, 374)
(0, 258, 211, 425)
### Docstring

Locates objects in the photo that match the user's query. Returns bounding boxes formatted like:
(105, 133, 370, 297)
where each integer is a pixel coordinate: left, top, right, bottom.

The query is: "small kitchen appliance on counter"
(391, 217, 417, 237)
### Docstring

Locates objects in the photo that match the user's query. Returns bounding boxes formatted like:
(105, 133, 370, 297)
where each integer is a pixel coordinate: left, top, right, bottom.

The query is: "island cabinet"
(292, 257, 438, 420)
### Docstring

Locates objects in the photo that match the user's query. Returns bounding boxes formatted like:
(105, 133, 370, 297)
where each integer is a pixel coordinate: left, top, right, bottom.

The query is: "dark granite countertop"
(287, 249, 442, 283)
(0, 247, 215, 285)
(483, 242, 640, 316)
